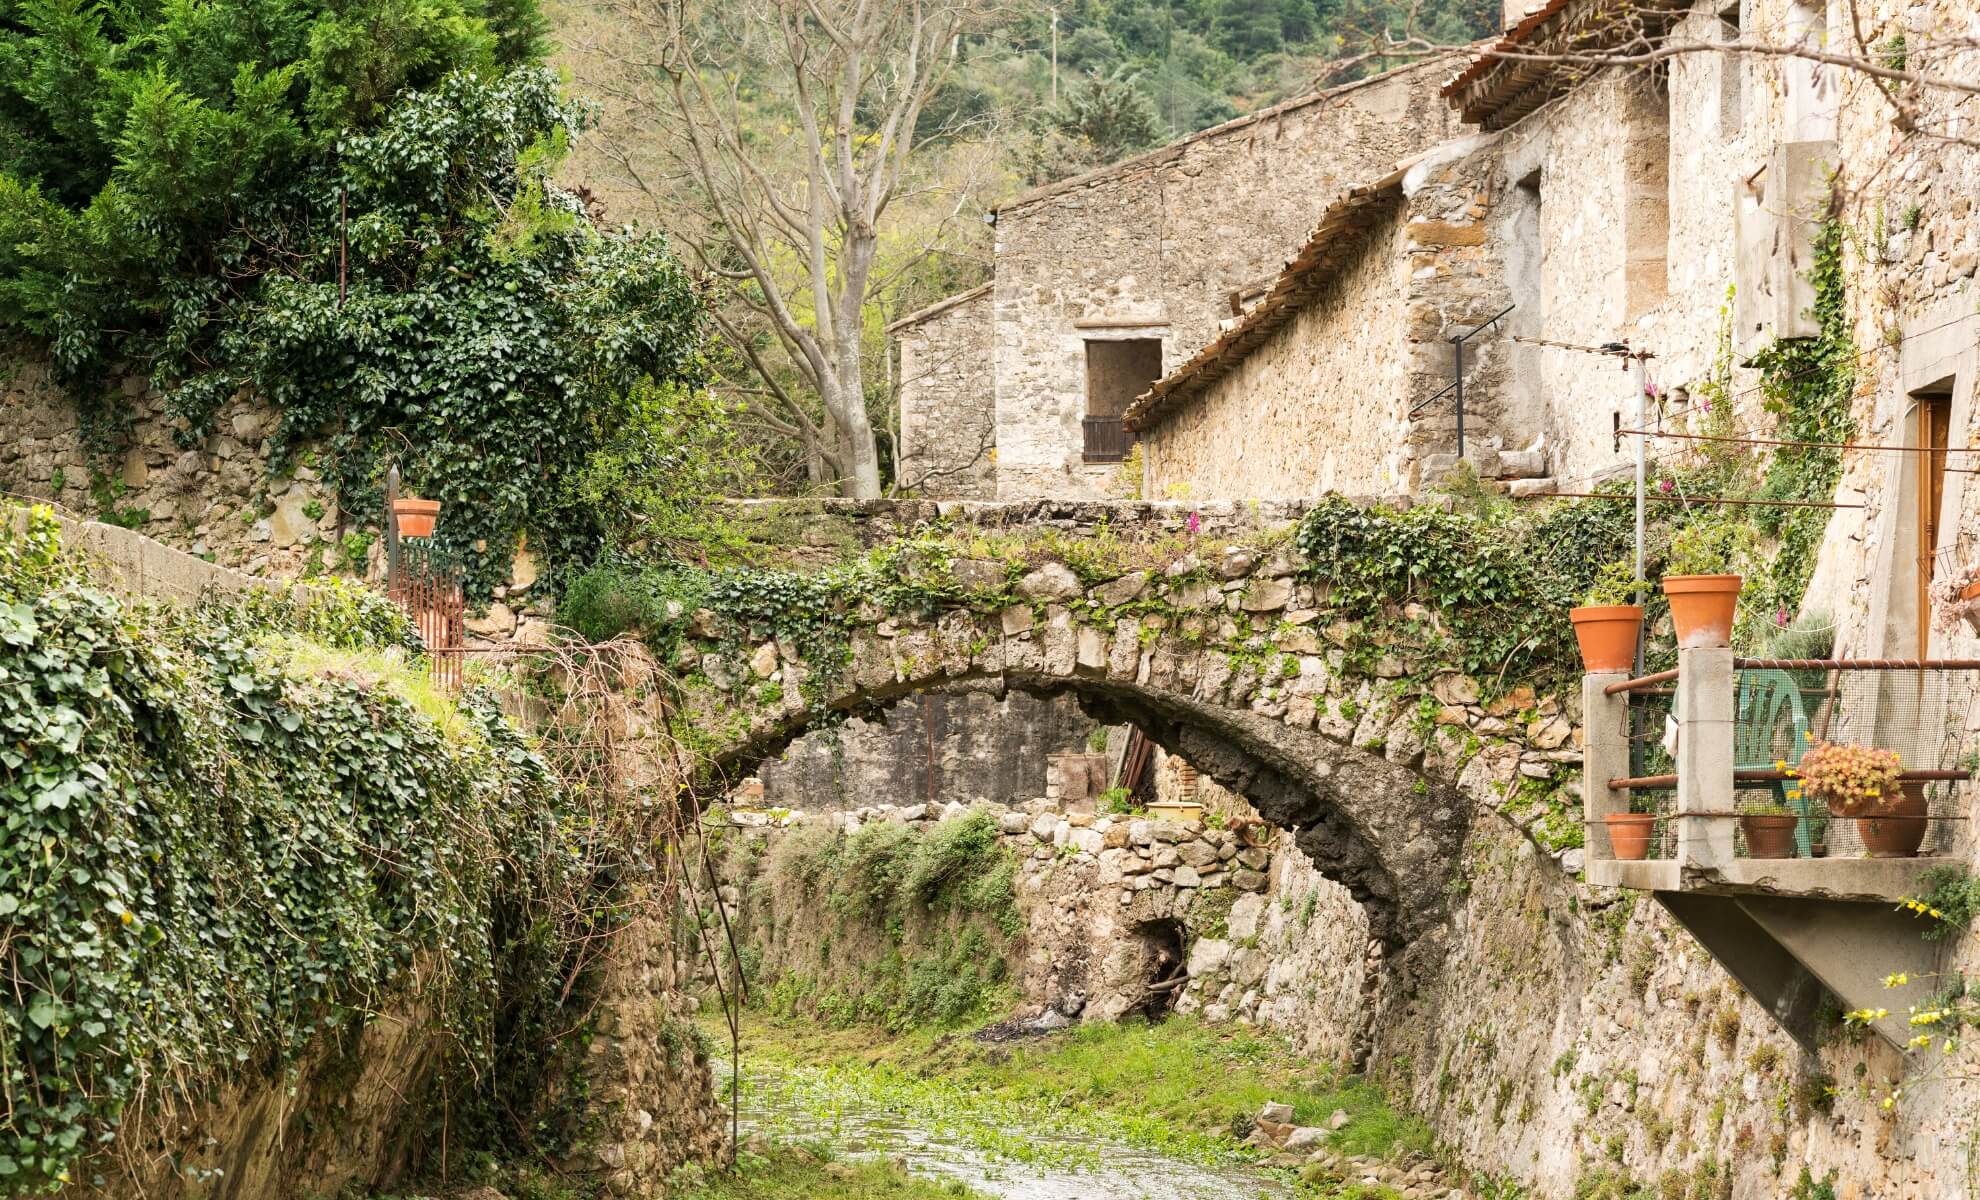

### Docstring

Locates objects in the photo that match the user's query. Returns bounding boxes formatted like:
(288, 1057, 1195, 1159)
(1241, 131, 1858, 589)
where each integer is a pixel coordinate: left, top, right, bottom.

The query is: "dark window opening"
(1084, 339, 1160, 462)
(1132, 918, 1188, 1020)
(1718, 0, 1744, 134)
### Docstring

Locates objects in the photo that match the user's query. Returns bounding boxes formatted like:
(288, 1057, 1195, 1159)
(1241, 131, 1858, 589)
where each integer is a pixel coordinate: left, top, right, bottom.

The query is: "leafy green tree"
(1055, 70, 1162, 154)
(0, 0, 712, 596)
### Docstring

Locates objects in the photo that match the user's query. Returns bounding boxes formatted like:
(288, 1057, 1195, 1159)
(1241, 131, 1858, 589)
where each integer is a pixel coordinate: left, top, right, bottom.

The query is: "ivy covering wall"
(0, 509, 578, 1193)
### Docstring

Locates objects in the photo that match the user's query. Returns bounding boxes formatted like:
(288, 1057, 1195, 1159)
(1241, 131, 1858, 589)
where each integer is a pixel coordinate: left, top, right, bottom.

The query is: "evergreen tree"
(0, 0, 712, 594)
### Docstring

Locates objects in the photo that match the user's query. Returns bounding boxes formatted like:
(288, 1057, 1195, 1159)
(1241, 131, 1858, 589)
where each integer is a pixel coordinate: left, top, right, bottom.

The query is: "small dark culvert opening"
(1133, 919, 1188, 1020)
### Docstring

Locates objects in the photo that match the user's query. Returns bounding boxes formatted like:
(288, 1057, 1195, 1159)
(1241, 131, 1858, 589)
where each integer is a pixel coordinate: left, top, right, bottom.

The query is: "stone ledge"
(1588, 855, 1957, 900)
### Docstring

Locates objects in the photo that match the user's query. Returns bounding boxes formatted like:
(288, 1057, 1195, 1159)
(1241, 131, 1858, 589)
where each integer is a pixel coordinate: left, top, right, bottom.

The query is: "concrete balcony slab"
(1587, 856, 1956, 901)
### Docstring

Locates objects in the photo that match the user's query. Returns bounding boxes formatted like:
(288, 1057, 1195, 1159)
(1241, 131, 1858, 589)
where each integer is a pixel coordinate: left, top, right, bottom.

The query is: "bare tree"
(581, 0, 1004, 498)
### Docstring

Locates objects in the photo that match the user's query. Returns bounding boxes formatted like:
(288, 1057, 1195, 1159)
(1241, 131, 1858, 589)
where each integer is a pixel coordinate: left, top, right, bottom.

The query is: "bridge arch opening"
(695, 669, 1469, 950)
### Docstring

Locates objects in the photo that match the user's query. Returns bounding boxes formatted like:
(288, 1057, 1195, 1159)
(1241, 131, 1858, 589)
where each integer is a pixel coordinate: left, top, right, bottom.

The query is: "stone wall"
(73, 914, 723, 1200)
(1144, 195, 1412, 499)
(756, 690, 1099, 811)
(707, 797, 1372, 1053)
(1496, 72, 1671, 489)
(988, 61, 1462, 500)
(709, 768, 1967, 1197)
(0, 360, 357, 580)
(893, 286, 997, 499)
(1142, 138, 1514, 500)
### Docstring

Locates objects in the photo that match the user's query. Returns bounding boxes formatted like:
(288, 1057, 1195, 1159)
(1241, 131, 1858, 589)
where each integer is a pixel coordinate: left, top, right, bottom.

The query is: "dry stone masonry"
(672, 511, 1589, 947)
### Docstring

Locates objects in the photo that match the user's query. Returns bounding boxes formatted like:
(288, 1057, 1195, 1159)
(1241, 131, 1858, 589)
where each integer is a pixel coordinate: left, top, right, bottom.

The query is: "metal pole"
(1632, 354, 1646, 613)
(1453, 337, 1465, 461)
(385, 462, 401, 591)
(1630, 353, 1647, 780)
(1050, 7, 1059, 106)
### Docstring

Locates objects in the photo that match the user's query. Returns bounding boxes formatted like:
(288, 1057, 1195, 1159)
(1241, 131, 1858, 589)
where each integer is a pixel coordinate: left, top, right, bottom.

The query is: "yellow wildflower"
(1910, 1034, 1933, 1048)
(1885, 972, 1910, 988)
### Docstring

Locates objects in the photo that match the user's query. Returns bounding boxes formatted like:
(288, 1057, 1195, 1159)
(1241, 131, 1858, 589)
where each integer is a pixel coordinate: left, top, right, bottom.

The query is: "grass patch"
(275, 635, 476, 744)
(672, 1143, 985, 1200)
(725, 1011, 1436, 1165)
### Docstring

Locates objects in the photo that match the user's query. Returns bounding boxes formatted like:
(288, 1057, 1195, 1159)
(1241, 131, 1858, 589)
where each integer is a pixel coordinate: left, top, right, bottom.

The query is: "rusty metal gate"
(389, 542, 465, 691)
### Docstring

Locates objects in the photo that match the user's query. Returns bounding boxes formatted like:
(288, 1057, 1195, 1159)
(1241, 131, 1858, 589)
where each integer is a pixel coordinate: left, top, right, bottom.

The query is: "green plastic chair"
(1732, 669, 1814, 856)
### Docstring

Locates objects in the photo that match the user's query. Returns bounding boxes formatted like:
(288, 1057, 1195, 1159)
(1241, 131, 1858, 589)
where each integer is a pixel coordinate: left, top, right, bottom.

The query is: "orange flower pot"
(393, 498, 441, 539)
(1662, 574, 1743, 649)
(1739, 813, 1799, 859)
(1569, 605, 1643, 673)
(1854, 782, 1929, 859)
(1605, 812, 1656, 861)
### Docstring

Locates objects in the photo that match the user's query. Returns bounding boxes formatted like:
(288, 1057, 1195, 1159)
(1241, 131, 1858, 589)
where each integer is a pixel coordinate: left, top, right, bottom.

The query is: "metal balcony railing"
(1582, 650, 1978, 1055)
(1082, 415, 1135, 463)
(1588, 655, 1974, 868)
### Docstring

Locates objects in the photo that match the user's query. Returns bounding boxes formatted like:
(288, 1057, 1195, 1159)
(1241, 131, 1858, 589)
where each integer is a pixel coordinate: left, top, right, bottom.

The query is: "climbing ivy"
(1741, 218, 1856, 642)
(0, 508, 568, 1193)
(1293, 492, 1633, 686)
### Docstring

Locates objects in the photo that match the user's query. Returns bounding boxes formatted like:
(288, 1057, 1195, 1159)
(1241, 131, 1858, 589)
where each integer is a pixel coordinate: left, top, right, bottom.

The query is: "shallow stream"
(718, 1058, 1294, 1200)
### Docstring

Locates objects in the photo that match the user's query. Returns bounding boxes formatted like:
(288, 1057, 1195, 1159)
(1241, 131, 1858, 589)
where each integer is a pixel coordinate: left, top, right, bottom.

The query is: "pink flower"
(1186, 511, 1201, 535)
(1658, 478, 1674, 495)
(1700, 400, 1712, 413)
(1777, 605, 1789, 627)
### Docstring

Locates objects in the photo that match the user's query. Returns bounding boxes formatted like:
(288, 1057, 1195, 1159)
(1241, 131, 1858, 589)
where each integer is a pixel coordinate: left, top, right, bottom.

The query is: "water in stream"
(719, 1059, 1295, 1200)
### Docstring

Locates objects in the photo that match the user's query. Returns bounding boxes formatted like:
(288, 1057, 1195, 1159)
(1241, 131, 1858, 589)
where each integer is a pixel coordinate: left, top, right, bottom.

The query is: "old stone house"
(1123, 0, 1980, 679)
(888, 59, 1463, 500)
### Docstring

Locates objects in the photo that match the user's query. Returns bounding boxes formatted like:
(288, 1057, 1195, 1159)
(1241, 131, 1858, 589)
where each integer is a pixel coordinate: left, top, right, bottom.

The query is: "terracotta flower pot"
(393, 497, 441, 539)
(1853, 782, 1928, 859)
(1569, 605, 1644, 673)
(1605, 812, 1656, 861)
(1662, 574, 1743, 649)
(1739, 813, 1799, 859)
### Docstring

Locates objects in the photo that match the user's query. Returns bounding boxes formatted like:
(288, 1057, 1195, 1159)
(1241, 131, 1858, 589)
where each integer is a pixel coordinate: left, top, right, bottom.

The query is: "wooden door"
(1919, 394, 1951, 659)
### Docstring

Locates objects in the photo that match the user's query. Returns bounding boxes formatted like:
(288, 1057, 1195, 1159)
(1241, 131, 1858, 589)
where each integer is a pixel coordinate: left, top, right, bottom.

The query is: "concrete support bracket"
(1738, 895, 1946, 1053)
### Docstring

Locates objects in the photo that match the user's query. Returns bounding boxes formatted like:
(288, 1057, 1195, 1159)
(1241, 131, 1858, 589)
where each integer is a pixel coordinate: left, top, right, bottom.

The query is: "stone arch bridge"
(669, 500, 1581, 948)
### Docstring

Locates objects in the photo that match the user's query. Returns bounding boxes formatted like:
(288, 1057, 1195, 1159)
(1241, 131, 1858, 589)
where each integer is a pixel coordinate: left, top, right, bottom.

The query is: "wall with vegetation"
(700, 800, 1370, 1044)
(0, 507, 720, 1197)
(632, 488, 1980, 1196)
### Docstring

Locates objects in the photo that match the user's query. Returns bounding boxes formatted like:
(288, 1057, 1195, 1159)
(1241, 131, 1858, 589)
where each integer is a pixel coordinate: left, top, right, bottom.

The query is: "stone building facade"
(889, 285, 996, 498)
(1127, 138, 1518, 497)
(890, 60, 1464, 500)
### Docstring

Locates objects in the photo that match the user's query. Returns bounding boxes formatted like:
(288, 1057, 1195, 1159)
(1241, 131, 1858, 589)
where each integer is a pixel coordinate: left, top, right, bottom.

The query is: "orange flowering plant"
(1796, 741, 1904, 816)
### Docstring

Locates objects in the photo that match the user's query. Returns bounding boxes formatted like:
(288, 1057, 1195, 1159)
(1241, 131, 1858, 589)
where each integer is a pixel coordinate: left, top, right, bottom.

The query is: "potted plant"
(1931, 564, 1980, 637)
(1796, 741, 1927, 858)
(1605, 804, 1657, 861)
(393, 496, 442, 538)
(1570, 560, 1647, 673)
(1737, 800, 1799, 859)
(1661, 522, 1749, 649)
